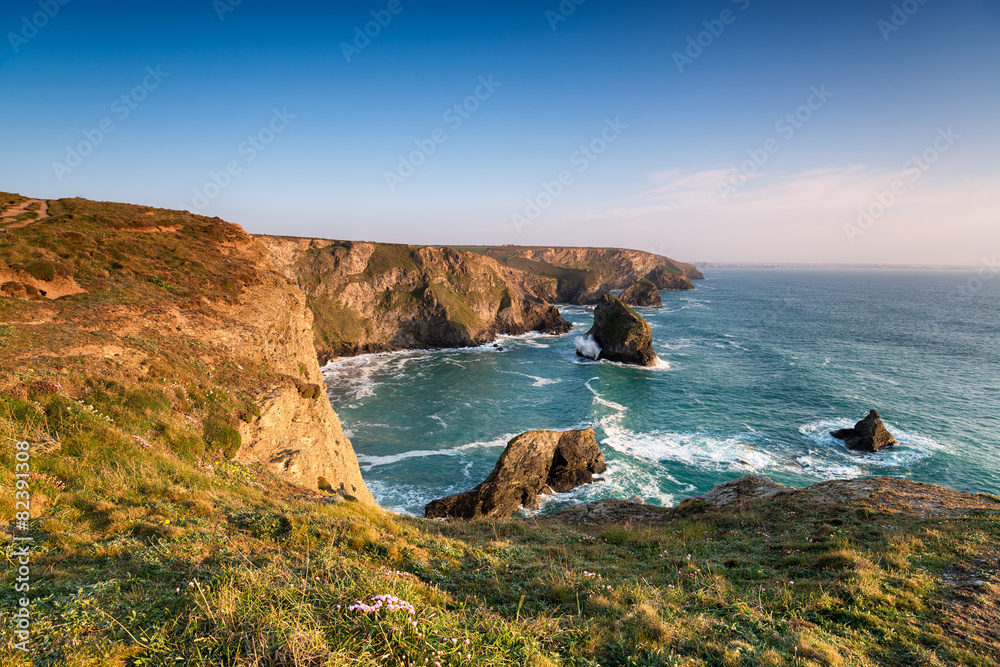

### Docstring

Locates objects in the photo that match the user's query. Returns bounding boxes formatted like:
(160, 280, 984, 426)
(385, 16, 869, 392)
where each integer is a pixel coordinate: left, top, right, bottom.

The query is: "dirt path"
(1, 199, 49, 229)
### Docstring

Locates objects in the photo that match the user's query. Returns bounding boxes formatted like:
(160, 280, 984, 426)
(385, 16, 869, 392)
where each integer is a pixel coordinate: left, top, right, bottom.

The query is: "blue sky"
(1, 0, 998, 264)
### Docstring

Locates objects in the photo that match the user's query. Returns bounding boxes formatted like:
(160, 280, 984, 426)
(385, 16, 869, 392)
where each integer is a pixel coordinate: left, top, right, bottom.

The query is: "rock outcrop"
(643, 265, 694, 291)
(424, 429, 607, 520)
(831, 410, 897, 452)
(576, 295, 657, 366)
(619, 278, 662, 307)
(257, 237, 572, 362)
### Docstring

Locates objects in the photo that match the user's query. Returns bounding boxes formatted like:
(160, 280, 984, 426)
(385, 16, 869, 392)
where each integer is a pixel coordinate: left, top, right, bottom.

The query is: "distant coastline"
(695, 262, 979, 270)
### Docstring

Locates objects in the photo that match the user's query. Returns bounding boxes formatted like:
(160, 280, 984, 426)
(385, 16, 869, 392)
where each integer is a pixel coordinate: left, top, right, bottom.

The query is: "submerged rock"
(830, 409, 897, 452)
(577, 294, 657, 366)
(619, 278, 662, 307)
(424, 429, 607, 520)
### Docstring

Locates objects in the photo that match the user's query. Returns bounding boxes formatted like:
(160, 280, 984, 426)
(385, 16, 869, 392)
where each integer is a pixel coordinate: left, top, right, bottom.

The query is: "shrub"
(24, 260, 58, 282)
(203, 415, 242, 459)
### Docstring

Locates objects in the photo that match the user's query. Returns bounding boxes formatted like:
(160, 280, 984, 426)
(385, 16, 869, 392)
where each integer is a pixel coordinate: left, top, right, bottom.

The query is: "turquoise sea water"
(323, 269, 1000, 516)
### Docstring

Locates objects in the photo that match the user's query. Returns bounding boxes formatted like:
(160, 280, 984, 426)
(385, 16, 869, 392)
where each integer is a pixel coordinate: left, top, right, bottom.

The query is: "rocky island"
(619, 278, 663, 307)
(424, 429, 607, 520)
(576, 294, 659, 366)
(831, 409, 897, 452)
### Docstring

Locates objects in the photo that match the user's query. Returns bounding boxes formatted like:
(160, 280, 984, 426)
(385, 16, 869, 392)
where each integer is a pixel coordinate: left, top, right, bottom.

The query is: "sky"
(1, 0, 998, 265)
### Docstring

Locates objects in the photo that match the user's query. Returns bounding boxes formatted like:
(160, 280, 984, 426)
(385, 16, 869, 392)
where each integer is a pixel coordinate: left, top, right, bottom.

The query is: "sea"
(322, 269, 1000, 516)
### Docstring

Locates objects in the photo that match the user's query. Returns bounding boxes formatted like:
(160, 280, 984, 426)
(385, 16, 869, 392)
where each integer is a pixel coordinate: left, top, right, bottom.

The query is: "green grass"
(3, 375, 999, 666)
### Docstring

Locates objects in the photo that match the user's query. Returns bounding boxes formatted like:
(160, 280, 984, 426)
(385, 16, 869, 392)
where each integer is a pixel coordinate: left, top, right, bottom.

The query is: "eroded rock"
(619, 278, 662, 307)
(831, 409, 897, 452)
(424, 429, 607, 520)
(576, 294, 657, 366)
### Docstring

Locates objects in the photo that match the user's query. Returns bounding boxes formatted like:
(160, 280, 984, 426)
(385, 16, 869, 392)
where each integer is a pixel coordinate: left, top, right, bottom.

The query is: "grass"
(3, 373, 999, 666)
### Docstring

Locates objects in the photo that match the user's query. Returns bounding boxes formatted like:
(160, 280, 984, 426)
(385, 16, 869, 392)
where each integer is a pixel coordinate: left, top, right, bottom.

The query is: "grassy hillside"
(0, 193, 371, 498)
(2, 423, 998, 666)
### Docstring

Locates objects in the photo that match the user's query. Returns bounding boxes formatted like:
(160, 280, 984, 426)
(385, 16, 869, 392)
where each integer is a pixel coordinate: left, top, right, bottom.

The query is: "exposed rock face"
(1, 193, 373, 502)
(831, 410, 897, 452)
(472, 246, 701, 305)
(577, 295, 657, 366)
(424, 429, 607, 520)
(619, 278, 662, 307)
(643, 265, 694, 291)
(674, 476, 791, 512)
(552, 475, 1000, 523)
(257, 237, 571, 362)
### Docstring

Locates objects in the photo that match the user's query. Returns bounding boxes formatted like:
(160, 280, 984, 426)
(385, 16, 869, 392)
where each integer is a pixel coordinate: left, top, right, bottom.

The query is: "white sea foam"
(355, 434, 514, 469)
(520, 458, 677, 516)
(575, 335, 601, 360)
(602, 425, 776, 473)
(500, 370, 564, 387)
(584, 377, 629, 414)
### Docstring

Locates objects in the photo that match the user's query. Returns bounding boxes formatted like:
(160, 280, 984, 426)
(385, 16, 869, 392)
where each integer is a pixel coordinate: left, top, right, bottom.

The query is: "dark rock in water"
(644, 265, 695, 291)
(619, 278, 662, 307)
(424, 429, 607, 520)
(830, 409, 897, 452)
(576, 294, 657, 367)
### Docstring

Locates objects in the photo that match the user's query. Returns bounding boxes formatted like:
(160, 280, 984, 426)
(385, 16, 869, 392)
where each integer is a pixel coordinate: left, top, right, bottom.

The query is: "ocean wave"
(520, 458, 678, 516)
(602, 425, 776, 473)
(355, 434, 515, 469)
(500, 370, 564, 387)
(584, 377, 629, 414)
(575, 335, 601, 360)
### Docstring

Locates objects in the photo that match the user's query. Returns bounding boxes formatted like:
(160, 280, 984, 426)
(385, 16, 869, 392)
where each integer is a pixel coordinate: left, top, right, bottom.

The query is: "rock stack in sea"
(830, 409, 897, 452)
(575, 294, 658, 366)
(619, 278, 662, 307)
(424, 429, 607, 520)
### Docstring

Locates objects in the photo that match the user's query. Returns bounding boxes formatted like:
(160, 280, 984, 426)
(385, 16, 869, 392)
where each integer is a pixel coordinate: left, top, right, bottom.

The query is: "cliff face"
(468, 245, 703, 304)
(0, 193, 372, 501)
(257, 236, 571, 362)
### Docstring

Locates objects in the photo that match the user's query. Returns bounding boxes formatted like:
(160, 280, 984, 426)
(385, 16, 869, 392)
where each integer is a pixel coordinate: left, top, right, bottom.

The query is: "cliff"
(462, 244, 704, 304)
(257, 236, 571, 362)
(0, 193, 371, 501)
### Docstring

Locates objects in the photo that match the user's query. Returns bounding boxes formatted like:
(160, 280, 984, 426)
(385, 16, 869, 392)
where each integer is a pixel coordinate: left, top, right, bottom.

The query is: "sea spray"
(575, 334, 602, 360)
